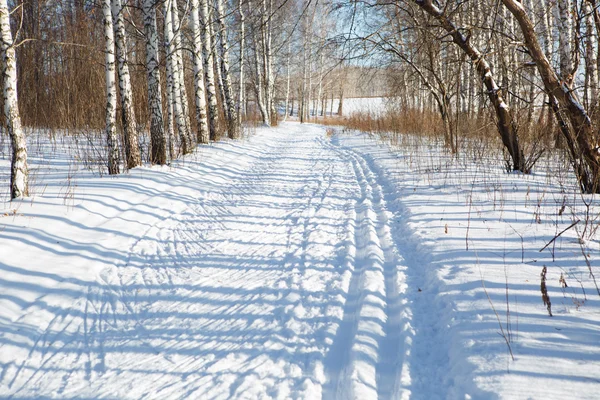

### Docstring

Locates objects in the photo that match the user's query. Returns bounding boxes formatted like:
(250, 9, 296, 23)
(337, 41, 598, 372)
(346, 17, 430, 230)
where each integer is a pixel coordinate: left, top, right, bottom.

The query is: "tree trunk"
(103, 0, 120, 175)
(555, 0, 574, 84)
(112, 0, 141, 169)
(250, 1, 269, 126)
(199, 0, 220, 140)
(238, 0, 245, 121)
(215, 0, 239, 138)
(164, 0, 190, 155)
(584, 2, 598, 111)
(0, 0, 28, 198)
(143, 0, 167, 165)
(283, 39, 291, 122)
(191, 0, 209, 144)
(171, 0, 193, 151)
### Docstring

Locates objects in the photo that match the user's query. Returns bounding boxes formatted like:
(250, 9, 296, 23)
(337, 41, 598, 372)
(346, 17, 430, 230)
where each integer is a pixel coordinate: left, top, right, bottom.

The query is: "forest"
(2, 0, 600, 197)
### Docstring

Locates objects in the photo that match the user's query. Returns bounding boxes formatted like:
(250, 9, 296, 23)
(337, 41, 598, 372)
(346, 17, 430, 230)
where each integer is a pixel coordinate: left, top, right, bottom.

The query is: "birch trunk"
(143, 0, 167, 165)
(112, 0, 141, 169)
(555, 0, 574, 83)
(584, 2, 598, 110)
(238, 0, 245, 121)
(536, 0, 554, 126)
(163, 0, 177, 156)
(191, 0, 209, 144)
(171, 0, 193, 150)
(0, 0, 28, 198)
(199, 0, 220, 140)
(264, 0, 275, 122)
(216, 0, 239, 138)
(282, 39, 291, 122)
(103, 0, 120, 175)
(212, 19, 227, 111)
(588, 0, 600, 102)
(164, 0, 190, 154)
(251, 4, 269, 125)
(316, 45, 324, 119)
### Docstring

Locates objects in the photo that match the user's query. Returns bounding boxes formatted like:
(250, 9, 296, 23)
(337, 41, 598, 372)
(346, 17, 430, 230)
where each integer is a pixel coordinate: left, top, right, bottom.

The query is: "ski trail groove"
(323, 135, 412, 400)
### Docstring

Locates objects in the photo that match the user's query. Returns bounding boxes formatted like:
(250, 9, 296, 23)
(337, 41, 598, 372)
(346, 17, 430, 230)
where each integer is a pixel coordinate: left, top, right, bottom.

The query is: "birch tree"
(555, 0, 575, 84)
(103, 0, 120, 175)
(250, 0, 270, 125)
(143, 0, 167, 165)
(199, 0, 220, 140)
(112, 0, 141, 169)
(215, 0, 240, 139)
(164, 0, 191, 155)
(0, 0, 28, 198)
(238, 0, 246, 121)
(171, 0, 193, 149)
(191, 0, 210, 144)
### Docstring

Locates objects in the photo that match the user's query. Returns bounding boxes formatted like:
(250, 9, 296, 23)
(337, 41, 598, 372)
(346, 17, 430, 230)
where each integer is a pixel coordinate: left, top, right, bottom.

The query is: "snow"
(1, 122, 600, 399)
(329, 97, 387, 117)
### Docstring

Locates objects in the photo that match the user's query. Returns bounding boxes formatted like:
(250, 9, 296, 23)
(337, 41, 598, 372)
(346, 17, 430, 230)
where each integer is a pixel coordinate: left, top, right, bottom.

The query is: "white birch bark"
(191, 0, 209, 144)
(199, 0, 220, 140)
(0, 0, 28, 198)
(264, 0, 275, 121)
(143, 0, 166, 165)
(238, 0, 245, 120)
(216, 0, 239, 138)
(282, 39, 291, 122)
(171, 0, 193, 150)
(316, 40, 325, 118)
(555, 0, 573, 82)
(167, 96, 176, 159)
(250, 1, 269, 125)
(112, 0, 141, 169)
(584, 2, 598, 109)
(163, 0, 177, 157)
(164, 0, 190, 154)
(103, 0, 120, 175)
(212, 19, 227, 112)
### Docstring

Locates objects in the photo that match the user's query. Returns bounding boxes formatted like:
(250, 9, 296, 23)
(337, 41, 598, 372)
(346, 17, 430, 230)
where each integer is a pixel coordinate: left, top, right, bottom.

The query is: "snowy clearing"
(1, 122, 600, 399)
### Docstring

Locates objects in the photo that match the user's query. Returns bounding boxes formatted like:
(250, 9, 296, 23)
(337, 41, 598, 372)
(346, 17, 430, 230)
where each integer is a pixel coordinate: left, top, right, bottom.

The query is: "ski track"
(0, 123, 446, 399)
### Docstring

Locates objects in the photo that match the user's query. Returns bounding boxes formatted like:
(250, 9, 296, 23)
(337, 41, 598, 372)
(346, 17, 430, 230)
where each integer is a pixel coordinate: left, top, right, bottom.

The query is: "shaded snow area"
(1, 122, 600, 399)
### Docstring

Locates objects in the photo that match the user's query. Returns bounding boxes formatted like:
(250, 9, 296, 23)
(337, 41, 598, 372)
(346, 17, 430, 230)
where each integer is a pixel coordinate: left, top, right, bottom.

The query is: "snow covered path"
(3, 122, 600, 399)
(0, 124, 435, 399)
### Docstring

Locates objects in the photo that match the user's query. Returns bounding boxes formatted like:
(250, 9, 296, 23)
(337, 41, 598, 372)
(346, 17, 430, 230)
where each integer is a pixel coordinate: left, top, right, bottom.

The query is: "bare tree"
(103, 0, 120, 175)
(0, 0, 28, 198)
(164, 0, 191, 155)
(215, 0, 240, 138)
(199, 0, 220, 140)
(112, 0, 141, 169)
(143, 0, 167, 165)
(413, 0, 525, 172)
(191, 0, 210, 144)
(502, 0, 600, 193)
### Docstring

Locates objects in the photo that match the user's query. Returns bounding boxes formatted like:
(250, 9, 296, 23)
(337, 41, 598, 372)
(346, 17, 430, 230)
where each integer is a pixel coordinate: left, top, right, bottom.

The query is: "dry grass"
(319, 106, 557, 170)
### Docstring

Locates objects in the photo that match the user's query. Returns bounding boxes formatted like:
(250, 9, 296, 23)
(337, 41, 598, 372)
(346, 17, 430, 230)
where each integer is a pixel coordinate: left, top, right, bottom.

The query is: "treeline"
(3, 0, 346, 199)
(4, 0, 600, 199)
(349, 0, 600, 193)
